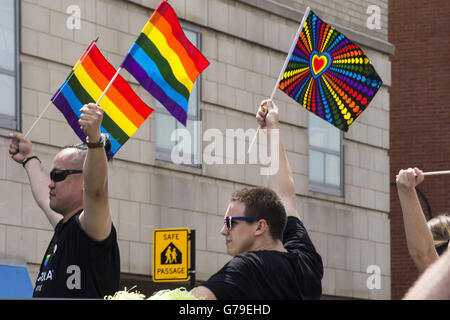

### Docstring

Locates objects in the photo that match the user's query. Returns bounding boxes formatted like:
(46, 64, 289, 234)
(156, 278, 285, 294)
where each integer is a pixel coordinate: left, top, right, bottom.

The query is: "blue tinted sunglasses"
(224, 216, 261, 231)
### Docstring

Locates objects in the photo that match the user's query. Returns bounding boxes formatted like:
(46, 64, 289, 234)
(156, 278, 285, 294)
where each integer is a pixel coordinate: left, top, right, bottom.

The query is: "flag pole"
(96, 67, 122, 105)
(423, 170, 450, 176)
(247, 87, 278, 154)
(24, 101, 53, 138)
(24, 37, 99, 139)
(247, 7, 311, 154)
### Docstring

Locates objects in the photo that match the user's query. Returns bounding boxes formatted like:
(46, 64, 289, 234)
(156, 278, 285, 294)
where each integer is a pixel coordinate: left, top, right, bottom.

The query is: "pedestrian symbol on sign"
(161, 243, 182, 265)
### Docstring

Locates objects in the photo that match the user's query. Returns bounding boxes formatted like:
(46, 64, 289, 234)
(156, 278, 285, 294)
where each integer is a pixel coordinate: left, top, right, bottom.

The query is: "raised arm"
(256, 99, 299, 219)
(78, 103, 111, 241)
(396, 168, 438, 273)
(403, 246, 450, 300)
(9, 133, 62, 228)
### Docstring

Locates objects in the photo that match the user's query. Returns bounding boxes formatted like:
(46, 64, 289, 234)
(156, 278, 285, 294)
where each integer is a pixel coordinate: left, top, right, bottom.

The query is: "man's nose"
(220, 223, 228, 236)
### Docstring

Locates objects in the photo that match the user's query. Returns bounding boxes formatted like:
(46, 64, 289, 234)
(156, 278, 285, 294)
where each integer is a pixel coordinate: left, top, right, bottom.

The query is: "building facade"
(0, 0, 392, 299)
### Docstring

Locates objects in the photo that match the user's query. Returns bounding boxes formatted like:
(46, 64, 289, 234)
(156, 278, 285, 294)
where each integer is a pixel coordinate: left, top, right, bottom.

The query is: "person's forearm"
(78, 105, 111, 241)
(24, 157, 62, 228)
(80, 145, 111, 241)
(397, 187, 438, 272)
(403, 247, 450, 300)
(83, 147, 108, 197)
(266, 126, 297, 217)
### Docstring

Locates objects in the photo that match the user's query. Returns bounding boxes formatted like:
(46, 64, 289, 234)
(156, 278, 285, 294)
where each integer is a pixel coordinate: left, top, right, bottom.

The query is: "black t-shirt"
(202, 216, 323, 300)
(33, 211, 120, 298)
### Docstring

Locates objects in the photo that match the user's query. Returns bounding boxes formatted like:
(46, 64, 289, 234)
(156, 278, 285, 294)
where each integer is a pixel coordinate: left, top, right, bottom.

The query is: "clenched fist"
(79, 103, 103, 143)
(396, 167, 424, 190)
(256, 99, 279, 130)
(9, 133, 33, 164)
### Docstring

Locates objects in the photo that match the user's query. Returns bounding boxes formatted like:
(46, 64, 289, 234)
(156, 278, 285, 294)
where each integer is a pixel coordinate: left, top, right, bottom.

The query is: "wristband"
(86, 135, 105, 148)
(22, 156, 41, 168)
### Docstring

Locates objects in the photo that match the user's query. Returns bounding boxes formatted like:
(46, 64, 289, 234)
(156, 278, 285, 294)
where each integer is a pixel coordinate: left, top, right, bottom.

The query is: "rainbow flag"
(277, 8, 383, 131)
(120, 0, 209, 126)
(51, 40, 154, 159)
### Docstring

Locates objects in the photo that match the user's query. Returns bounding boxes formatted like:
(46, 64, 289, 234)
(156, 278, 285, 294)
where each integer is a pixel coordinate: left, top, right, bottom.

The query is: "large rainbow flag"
(120, 0, 210, 126)
(51, 40, 154, 159)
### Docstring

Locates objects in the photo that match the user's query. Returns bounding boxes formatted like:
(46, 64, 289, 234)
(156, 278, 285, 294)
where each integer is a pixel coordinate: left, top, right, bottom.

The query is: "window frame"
(154, 21, 202, 168)
(308, 115, 344, 197)
(0, 0, 20, 131)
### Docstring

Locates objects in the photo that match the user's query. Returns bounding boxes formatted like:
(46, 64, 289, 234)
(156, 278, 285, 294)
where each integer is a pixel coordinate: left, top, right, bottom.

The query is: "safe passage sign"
(153, 228, 190, 282)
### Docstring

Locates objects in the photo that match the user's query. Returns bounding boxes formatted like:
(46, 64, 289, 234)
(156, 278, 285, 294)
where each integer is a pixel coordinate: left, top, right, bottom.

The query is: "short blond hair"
(427, 214, 450, 255)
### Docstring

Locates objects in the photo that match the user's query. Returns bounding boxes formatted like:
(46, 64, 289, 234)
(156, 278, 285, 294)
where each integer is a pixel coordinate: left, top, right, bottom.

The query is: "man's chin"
(49, 200, 60, 213)
(227, 248, 237, 257)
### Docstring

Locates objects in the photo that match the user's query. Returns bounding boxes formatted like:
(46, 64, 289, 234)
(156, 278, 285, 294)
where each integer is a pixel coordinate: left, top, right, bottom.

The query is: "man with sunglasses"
(8, 103, 119, 298)
(192, 99, 323, 300)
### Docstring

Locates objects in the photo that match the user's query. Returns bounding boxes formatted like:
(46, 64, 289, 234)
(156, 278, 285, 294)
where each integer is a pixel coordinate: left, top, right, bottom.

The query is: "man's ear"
(255, 219, 268, 236)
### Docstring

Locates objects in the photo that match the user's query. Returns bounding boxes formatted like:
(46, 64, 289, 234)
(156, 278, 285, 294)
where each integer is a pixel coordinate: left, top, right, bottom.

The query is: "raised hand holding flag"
(277, 7, 383, 131)
(50, 40, 153, 159)
(249, 7, 383, 153)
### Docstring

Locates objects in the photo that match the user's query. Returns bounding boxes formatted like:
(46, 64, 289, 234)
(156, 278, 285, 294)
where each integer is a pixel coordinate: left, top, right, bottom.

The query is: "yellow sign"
(153, 228, 190, 282)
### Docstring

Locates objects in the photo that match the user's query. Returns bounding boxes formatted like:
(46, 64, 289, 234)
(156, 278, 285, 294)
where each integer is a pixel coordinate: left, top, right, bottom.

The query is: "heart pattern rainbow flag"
(51, 40, 154, 159)
(277, 8, 383, 131)
(120, 0, 210, 126)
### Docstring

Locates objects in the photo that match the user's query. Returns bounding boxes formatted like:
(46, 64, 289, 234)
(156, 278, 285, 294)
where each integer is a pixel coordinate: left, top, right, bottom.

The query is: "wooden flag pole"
(24, 37, 99, 139)
(96, 67, 122, 105)
(24, 101, 53, 138)
(396, 170, 450, 180)
(247, 7, 311, 154)
(423, 170, 450, 176)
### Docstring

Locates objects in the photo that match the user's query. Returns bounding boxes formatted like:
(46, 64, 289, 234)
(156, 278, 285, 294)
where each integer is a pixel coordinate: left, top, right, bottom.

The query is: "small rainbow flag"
(44, 254, 51, 266)
(120, 0, 210, 126)
(51, 40, 154, 158)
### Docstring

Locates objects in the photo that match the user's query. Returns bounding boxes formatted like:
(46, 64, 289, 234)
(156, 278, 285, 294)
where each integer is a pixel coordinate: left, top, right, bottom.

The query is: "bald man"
(8, 103, 120, 298)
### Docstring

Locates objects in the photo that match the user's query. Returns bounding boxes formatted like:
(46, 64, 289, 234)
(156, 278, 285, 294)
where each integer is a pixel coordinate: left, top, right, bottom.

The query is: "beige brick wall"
(0, 0, 391, 299)
(271, 0, 388, 41)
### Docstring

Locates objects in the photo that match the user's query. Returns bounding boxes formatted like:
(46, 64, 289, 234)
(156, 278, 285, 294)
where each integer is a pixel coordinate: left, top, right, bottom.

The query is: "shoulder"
(283, 216, 324, 275)
(283, 216, 309, 245)
(286, 216, 304, 230)
(231, 252, 263, 264)
(217, 252, 272, 274)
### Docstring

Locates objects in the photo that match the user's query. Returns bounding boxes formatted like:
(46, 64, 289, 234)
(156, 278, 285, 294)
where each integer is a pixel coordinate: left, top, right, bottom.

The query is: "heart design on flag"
(310, 51, 332, 79)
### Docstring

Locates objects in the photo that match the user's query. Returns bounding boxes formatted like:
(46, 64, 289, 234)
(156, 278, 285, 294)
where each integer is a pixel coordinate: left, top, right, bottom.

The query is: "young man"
(8, 103, 120, 298)
(193, 99, 323, 300)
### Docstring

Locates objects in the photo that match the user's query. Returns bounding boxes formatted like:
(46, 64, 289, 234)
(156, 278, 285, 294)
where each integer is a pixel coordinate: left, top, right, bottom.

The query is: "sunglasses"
(50, 168, 83, 182)
(224, 216, 261, 231)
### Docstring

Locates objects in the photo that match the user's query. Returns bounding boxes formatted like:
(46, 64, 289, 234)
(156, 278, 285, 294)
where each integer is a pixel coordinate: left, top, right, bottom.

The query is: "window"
(0, 0, 20, 130)
(308, 114, 343, 196)
(154, 26, 201, 167)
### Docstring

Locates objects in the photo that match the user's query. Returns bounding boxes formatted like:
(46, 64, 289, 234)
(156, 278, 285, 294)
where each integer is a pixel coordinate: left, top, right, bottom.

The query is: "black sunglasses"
(224, 216, 261, 231)
(50, 168, 83, 182)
